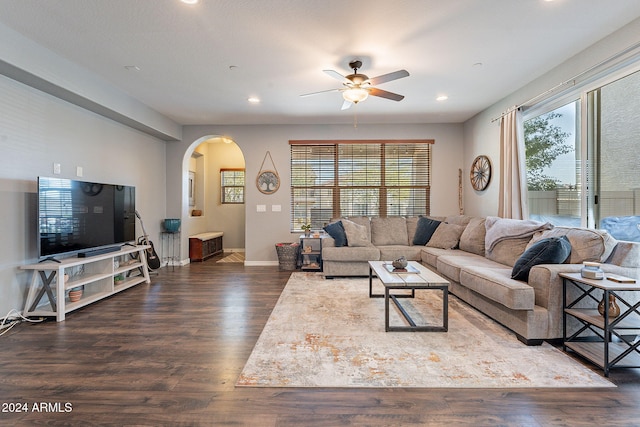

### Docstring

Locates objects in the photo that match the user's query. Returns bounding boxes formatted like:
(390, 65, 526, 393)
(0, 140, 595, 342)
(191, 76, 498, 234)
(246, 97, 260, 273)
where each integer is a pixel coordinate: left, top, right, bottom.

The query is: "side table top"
(560, 271, 640, 291)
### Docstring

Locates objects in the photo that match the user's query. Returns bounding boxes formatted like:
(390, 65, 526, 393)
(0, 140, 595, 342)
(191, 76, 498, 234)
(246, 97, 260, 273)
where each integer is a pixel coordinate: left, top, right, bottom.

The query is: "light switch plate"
(256, 204, 266, 212)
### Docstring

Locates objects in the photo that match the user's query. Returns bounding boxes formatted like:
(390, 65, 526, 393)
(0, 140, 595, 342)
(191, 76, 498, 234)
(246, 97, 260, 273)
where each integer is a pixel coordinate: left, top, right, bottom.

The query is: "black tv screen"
(38, 177, 136, 259)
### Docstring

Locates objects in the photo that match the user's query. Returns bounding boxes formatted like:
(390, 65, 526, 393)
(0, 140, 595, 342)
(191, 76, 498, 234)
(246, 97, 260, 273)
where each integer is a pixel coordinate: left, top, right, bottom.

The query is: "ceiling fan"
(301, 60, 410, 110)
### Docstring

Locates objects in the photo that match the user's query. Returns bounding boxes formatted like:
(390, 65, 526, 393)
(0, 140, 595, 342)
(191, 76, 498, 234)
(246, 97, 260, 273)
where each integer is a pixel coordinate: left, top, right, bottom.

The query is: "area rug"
(216, 252, 245, 263)
(237, 273, 614, 388)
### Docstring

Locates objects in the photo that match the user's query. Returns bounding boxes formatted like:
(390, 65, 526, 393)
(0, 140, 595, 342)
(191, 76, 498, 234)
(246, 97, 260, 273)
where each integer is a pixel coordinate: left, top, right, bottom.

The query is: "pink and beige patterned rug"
(237, 272, 614, 388)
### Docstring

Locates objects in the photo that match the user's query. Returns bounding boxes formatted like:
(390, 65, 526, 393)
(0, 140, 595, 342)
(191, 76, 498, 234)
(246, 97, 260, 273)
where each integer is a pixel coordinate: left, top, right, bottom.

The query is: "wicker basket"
(275, 242, 299, 270)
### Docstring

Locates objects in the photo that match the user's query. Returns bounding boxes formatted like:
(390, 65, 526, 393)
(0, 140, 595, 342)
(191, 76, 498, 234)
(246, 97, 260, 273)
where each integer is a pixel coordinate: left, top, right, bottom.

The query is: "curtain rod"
(490, 40, 640, 123)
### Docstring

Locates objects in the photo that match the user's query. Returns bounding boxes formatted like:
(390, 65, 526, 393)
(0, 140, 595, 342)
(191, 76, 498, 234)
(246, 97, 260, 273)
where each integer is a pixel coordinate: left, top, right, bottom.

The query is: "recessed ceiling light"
(436, 95, 448, 101)
(180, 0, 198, 4)
(248, 97, 260, 104)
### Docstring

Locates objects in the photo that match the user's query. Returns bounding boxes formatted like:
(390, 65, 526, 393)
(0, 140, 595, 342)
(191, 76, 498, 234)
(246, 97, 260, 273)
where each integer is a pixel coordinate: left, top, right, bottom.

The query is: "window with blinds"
(290, 140, 432, 231)
(220, 168, 245, 204)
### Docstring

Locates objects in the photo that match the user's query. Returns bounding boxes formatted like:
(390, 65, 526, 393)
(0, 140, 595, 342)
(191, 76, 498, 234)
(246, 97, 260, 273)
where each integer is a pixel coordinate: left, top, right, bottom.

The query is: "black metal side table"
(561, 272, 640, 376)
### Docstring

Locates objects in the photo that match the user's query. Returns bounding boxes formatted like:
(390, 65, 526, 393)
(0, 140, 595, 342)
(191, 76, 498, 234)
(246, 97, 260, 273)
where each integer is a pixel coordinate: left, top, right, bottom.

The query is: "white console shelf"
(20, 245, 151, 322)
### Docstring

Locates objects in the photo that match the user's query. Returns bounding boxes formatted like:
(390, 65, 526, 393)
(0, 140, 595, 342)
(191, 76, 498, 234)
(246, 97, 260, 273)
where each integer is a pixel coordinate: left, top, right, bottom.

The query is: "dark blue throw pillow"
(511, 236, 572, 281)
(323, 221, 348, 247)
(413, 217, 442, 245)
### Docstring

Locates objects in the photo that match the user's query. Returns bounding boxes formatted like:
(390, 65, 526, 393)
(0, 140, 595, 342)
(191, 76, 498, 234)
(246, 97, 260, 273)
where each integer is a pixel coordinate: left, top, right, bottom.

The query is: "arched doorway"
(180, 135, 246, 262)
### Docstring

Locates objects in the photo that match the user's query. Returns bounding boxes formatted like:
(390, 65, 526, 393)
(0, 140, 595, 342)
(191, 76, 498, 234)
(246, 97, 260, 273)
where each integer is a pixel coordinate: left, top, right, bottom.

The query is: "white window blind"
(290, 140, 432, 231)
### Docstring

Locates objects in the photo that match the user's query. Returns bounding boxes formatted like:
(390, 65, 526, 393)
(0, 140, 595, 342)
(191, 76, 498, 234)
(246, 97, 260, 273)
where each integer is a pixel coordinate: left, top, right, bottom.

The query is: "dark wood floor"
(2, 257, 640, 426)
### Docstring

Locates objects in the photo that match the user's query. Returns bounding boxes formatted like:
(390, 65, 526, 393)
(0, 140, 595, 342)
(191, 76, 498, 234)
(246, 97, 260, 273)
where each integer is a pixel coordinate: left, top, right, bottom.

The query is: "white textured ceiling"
(1, 0, 640, 125)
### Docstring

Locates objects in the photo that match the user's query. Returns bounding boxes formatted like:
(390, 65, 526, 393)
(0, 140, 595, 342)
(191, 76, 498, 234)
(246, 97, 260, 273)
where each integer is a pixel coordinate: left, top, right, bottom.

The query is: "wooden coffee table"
(368, 260, 450, 332)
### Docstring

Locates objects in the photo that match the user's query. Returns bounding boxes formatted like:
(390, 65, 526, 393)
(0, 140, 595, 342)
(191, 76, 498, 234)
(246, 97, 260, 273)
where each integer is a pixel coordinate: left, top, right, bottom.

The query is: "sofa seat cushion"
(421, 247, 468, 268)
(371, 217, 409, 246)
(459, 267, 535, 310)
(322, 246, 380, 262)
(379, 246, 423, 262)
(436, 253, 506, 283)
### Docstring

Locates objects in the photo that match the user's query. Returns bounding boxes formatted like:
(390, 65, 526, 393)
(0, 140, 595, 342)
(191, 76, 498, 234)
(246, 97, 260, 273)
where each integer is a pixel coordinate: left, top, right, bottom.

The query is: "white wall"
(169, 123, 464, 264)
(462, 17, 640, 217)
(0, 74, 167, 317)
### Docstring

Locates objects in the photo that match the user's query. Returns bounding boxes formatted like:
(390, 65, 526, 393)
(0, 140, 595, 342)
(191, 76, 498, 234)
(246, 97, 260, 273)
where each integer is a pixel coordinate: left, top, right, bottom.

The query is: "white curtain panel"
(498, 108, 528, 219)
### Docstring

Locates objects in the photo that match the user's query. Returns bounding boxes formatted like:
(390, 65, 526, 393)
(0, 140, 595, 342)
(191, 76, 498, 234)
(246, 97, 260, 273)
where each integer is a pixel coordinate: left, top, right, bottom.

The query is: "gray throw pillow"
(426, 223, 466, 249)
(341, 219, 372, 247)
(413, 217, 441, 245)
(323, 221, 347, 247)
(511, 236, 572, 281)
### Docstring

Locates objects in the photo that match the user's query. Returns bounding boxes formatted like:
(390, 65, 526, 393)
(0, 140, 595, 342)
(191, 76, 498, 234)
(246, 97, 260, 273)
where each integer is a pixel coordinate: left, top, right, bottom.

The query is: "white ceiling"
(1, 0, 640, 126)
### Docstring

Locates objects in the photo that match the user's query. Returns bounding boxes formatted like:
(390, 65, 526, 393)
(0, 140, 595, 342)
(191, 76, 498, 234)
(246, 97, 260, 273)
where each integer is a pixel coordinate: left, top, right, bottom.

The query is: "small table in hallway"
(368, 260, 450, 332)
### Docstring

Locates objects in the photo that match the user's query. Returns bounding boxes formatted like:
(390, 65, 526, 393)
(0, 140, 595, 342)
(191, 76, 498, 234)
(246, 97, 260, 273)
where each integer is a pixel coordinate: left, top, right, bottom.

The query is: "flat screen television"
(37, 177, 136, 259)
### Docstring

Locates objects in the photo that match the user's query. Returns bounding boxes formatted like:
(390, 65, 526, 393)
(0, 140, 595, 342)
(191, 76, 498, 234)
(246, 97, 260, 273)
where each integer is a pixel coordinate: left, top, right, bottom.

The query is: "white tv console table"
(20, 245, 151, 322)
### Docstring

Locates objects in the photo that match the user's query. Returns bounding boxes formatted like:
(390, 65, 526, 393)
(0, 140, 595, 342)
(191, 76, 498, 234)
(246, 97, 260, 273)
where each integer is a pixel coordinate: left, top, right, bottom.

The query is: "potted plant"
(301, 223, 312, 237)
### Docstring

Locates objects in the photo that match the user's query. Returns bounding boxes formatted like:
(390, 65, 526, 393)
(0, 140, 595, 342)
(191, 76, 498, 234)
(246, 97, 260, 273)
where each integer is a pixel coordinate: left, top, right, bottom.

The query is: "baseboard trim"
(244, 261, 278, 266)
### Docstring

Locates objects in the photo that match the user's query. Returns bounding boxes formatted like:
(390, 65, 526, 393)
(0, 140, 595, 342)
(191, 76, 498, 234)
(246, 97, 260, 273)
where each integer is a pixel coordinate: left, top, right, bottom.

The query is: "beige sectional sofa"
(322, 215, 640, 345)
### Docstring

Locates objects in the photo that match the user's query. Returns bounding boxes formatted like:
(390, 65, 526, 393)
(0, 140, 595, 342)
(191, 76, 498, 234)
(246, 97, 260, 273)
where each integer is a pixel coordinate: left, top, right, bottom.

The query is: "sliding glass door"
(588, 70, 640, 241)
(524, 68, 640, 241)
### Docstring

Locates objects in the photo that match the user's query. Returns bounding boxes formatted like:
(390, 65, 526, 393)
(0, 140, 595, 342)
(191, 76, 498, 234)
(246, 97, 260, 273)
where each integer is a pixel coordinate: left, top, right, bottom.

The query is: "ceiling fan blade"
(341, 100, 352, 110)
(367, 69, 410, 86)
(368, 87, 405, 101)
(300, 88, 340, 97)
(324, 69, 350, 84)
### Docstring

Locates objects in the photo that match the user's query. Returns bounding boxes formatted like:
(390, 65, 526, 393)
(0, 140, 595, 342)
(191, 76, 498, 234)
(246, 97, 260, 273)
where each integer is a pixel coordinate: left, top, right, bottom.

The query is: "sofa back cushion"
(485, 237, 531, 267)
(459, 217, 486, 255)
(528, 226, 617, 264)
(606, 241, 640, 267)
(406, 217, 418, 245)
(371, 217, 409, 246)
(444, 215, 474, 227)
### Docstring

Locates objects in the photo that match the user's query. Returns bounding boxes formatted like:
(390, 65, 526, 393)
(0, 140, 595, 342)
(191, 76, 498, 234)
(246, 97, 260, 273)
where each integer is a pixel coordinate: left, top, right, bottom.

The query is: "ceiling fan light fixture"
(342, 88, 369, 104)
